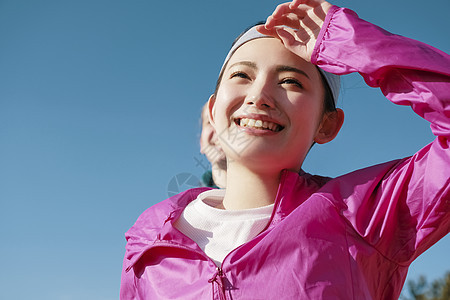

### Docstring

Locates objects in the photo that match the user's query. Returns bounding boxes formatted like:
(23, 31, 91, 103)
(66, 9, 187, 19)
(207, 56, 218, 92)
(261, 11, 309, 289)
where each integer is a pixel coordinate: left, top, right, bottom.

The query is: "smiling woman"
(120, 0, 449, 299)
(208, 37, 343, 183)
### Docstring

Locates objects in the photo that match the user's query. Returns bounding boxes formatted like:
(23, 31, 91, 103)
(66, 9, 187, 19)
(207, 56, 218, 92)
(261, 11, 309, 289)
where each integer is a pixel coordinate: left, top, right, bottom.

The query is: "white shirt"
(174, 189, 274, 266)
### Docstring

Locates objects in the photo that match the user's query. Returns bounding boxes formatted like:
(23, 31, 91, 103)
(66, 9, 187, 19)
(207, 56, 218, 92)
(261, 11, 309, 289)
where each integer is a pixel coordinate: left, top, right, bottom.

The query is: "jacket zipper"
(208, 266, 226, 300)
(209, 173, 288, 299)
(155, 178, 289, 300)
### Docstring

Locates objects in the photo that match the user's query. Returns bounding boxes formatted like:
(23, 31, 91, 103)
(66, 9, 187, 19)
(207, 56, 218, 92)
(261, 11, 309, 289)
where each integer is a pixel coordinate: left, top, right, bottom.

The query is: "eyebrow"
(276, 65, 310, 79)
(228, 61, 257, 70)
(228, 61, 310, 79)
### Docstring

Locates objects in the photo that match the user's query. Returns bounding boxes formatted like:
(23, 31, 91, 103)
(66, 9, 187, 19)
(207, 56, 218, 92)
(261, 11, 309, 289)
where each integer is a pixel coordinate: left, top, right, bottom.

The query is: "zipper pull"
(208, 267, 226, 300)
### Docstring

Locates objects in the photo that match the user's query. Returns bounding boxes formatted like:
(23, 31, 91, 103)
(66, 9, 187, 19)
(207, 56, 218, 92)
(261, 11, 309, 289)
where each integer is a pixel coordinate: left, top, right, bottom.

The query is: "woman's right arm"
(312, 4, 450, 263)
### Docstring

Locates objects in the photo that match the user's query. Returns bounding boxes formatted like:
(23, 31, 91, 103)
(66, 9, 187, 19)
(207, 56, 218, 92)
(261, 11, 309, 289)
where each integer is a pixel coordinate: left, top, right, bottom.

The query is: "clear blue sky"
(0, 0, 448, 299)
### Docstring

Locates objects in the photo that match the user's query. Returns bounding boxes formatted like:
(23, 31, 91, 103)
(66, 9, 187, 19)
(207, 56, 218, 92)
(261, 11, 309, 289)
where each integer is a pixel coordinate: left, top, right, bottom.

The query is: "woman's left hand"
(257, 0, 333, 62)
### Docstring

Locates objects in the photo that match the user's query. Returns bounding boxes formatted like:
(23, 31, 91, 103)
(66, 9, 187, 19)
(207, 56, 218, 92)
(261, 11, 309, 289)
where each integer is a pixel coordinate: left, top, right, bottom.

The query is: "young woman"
(120, 1, 449, 299)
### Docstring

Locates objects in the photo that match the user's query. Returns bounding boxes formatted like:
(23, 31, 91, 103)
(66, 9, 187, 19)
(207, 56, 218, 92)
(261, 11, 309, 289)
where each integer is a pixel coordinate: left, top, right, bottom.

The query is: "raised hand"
(257, 0, 333, 62)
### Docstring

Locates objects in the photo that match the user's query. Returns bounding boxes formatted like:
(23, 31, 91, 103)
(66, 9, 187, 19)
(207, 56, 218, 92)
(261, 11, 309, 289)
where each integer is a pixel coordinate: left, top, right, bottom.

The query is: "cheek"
(213, 90, 242, 125)
(288, 97, 326, 137)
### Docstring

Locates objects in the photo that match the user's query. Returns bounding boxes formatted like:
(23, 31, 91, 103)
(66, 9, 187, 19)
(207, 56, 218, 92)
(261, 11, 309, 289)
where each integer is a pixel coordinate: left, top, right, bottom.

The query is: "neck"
(221, 163, 281, 210)
(212, 160, 227, 189)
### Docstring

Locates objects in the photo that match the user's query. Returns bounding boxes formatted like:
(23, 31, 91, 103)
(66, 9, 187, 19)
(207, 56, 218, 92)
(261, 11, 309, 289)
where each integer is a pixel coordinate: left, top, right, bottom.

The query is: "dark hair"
(318, 69, 336, 113)
(214, 23, 336, 113)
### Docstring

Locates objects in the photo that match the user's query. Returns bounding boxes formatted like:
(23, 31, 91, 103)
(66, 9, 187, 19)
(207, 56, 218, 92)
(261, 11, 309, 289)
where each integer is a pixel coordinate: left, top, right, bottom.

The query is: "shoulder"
(122, 187, 212, 274)
(130, 187, 212, 232)
(298, 159, 404, 211)
(324, 159, 404, 190)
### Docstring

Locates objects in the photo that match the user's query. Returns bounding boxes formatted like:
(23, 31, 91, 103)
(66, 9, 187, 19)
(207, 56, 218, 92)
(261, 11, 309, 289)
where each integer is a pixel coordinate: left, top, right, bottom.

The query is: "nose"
(245, 79, 275, 109)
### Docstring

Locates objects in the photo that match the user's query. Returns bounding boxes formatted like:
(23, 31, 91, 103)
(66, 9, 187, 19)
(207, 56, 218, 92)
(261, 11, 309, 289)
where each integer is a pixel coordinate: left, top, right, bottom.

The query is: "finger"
(275, 27, 298, 47)
(310, 4, 329, 23)
(256, 24, 277, 38)
(289, 0, 307, 9)
(265, 8, 307, 29)
(275, 27, 311, 61)
(266, 13, 303, 30)
(300, 10, 322, 38)
(279, 27, 316, 61)
(287, 25, 311, 44)
(257, 24, 299, 45)
(270, 2, 294, 20)
(264, 15, 275, 29)
(256, 24, 285, 40)
(271, 2, 313, 20)
(290, 0, 328, 9)
(284, 3, 327, 32)
(265, 1, 328, 29)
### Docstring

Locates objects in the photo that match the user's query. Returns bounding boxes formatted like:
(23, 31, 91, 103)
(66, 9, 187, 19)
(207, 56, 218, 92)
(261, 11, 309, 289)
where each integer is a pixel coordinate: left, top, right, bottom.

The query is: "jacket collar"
(124, 170, 330, 272)
(268, 169, 329, 228)
(124, 187, 211, 272)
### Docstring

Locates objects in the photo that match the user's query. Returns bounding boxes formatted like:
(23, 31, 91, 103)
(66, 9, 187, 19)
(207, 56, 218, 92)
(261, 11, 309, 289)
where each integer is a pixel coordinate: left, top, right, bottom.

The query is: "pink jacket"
(121, 6, 450, 300)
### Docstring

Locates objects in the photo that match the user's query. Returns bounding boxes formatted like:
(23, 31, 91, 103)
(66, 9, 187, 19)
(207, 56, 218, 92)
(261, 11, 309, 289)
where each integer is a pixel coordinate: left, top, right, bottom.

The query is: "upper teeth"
(239, 118, 280, 132)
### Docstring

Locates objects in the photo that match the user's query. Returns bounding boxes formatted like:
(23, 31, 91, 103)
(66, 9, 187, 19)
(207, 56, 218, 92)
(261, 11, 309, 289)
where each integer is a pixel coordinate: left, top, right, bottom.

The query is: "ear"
(207, 94, 217, 128)
(314, 108, 344, 144)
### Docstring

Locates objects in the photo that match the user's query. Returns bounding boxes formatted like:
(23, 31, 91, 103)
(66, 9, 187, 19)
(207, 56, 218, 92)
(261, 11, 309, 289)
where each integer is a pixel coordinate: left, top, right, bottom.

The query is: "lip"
(233, 113, 285, 136)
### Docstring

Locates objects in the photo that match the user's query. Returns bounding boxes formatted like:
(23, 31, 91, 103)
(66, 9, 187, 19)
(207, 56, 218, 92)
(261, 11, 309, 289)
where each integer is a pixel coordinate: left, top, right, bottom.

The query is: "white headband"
(220, 26, 340, 105)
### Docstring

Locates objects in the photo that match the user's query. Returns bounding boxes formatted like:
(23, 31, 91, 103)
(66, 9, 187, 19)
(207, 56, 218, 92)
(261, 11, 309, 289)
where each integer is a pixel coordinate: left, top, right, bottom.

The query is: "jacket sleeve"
(312, 6, 450, 264)
(120, 254, 137, 300)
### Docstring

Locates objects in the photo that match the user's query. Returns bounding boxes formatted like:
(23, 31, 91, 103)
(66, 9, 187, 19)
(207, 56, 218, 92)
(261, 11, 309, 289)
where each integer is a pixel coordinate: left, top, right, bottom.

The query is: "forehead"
(227, 38, 320, 79)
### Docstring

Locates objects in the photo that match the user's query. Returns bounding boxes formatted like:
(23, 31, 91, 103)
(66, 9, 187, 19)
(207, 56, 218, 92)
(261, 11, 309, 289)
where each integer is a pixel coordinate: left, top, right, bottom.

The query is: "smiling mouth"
(235, 118, 284, 132)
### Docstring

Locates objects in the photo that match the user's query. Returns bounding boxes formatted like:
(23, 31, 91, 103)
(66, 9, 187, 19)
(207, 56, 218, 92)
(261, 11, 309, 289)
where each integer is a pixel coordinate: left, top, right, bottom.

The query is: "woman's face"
(209, 38, 332, 173)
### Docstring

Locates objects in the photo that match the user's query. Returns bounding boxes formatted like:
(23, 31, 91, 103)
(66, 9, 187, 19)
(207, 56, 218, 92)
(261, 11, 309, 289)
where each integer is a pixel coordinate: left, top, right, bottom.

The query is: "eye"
(280, 78, 303, 89)
(230, 71, 250, 80)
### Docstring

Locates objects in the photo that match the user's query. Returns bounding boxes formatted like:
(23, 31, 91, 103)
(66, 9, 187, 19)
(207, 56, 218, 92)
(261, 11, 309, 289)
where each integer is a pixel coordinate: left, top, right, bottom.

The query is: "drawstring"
(208, 267, 226, 300)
